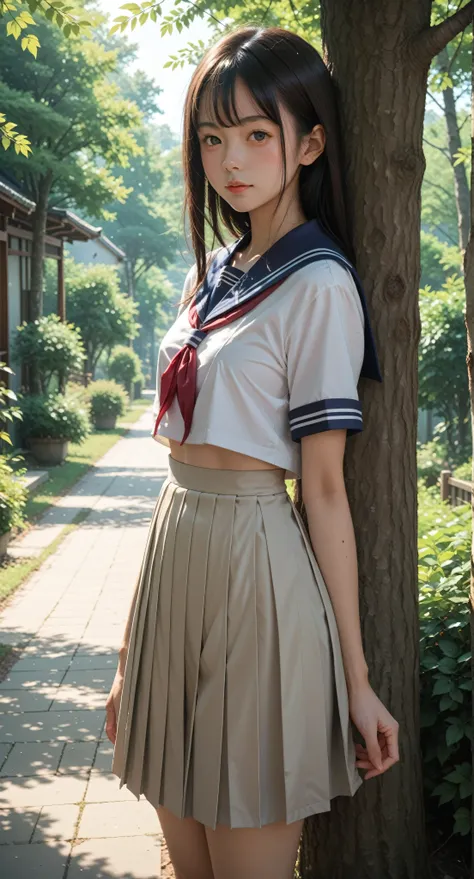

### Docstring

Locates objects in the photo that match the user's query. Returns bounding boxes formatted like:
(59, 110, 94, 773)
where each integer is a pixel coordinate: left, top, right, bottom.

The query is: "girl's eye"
(250, 130, 269, 143)
(203, 134, 221, 146)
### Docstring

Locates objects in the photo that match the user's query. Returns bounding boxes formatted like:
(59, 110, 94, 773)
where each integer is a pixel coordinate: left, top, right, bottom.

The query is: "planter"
(93, 414, 118, 430)
(28, 438, 69, 466)
(0, 530, 12, 558)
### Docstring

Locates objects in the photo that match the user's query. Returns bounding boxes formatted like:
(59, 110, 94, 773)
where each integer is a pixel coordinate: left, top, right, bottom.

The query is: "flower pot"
(94, 414, 117, 430)
(0, 530, 12, 558)
(28, 438, 69, 466)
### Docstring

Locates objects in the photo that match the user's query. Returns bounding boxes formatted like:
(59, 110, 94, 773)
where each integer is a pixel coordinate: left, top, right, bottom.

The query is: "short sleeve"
(286, 275, 365, 441)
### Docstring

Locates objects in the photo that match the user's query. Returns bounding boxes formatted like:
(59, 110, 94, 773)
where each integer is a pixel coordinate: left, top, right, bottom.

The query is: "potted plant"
(0, 455, 28, 557)
(87, 380, 128, 430)
(18, 393, 91, 466)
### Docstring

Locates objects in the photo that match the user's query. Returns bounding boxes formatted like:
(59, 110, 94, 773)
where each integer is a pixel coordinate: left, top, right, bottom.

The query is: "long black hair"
(182, 26, 356, 298)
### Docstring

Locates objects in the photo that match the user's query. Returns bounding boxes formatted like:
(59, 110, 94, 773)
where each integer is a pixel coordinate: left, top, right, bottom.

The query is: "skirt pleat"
(112, 457, 363, 830)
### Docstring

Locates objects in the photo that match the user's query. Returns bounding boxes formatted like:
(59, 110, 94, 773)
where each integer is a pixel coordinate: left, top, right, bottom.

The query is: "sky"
(97, 0, 211, 137)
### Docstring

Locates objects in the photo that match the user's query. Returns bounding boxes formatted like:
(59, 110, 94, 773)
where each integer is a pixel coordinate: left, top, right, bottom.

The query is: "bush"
(452, 459, 472, 482)
(418, 486, 471, 840)
(133, 372, 145, 400)
(0, 362, 23, 449)
(87, 380, 128, 421)
(0, 455, 28, 535)
(417, 438, 450, 487)
(18, 393, 91, 445)
(12, 315, 85, 394)
(108, 346, 142, 394)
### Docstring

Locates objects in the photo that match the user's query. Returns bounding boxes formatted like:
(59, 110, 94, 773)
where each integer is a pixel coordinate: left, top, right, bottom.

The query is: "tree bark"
(296, 2, 446, 876)
(30, 172, 53, 322)
(462, 20, 474, 878)
(438, 45, 471, 255)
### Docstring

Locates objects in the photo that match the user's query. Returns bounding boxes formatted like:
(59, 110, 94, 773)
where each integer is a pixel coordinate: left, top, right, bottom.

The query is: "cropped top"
(151, 221, 382, 479)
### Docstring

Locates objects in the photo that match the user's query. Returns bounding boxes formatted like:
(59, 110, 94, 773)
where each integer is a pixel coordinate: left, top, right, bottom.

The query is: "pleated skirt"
(111, 456, 363, 830)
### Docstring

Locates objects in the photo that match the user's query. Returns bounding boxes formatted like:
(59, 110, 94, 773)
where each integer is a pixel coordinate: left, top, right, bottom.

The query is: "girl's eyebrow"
(196, 114, 271, 130)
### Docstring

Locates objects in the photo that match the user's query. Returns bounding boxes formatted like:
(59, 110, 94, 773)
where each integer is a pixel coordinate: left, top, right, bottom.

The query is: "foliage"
(0, 0, 92, 154)
(417, 437, 451, 488)
(0, 15, 142, 223)
(12, 314, 85, 394)
(18, 392, 91, 443)
(0, 454, 28, 535)
(133, 371, 145, 399)
(108, 344, 142, 392)
(418, 275, 470, 461)
(418, 488, 471, 839)
(0, 362, 23, 447)
(64, 259, 139, 377)
(420, 231, 463, 291)
(452, 459, 472, 481)
(87, 379, 128, 420)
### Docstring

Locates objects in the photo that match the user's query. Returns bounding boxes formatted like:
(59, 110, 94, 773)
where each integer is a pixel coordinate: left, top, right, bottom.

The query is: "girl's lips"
(226, 184, 251, 193)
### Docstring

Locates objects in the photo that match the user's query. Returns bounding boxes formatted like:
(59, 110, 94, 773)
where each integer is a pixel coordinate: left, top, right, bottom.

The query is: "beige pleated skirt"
(112, 456, 363, 829)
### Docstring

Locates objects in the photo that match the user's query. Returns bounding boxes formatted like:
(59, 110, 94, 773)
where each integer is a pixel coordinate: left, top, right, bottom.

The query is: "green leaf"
(438, 639, 459, 658)
(432, 677, 452, 696)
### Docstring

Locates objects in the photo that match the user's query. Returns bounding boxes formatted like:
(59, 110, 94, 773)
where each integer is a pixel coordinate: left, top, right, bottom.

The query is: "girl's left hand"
(349, 683, 400, 779)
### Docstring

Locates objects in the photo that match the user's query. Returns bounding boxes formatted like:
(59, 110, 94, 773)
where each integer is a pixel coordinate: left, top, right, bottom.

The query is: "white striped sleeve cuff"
(289, 398, 363, 441)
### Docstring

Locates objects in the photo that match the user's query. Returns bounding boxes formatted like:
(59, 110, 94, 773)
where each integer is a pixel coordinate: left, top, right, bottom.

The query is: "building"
(0, 172, 124, 395)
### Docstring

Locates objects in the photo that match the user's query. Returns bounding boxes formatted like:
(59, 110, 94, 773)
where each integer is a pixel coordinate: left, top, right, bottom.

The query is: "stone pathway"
(0, 408, 172, 878)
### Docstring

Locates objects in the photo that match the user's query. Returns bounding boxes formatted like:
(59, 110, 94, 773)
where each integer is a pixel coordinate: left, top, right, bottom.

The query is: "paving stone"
(0, 669, 64, 690)
(0, 741, 63, 777)
(0, 841, 70, 877)
(61, 669, 115, 690)
(78, 800, 159, 839)
(69, 654, 118, 672)
(0, 772, 88, 807)
(0, 742, 12, 769)
(67, 836, 161, 879)
(50, 685, 108, 712)
(91, 741, 113, 772)
(0, 806, 41, 843)
(85, 770, 139, 804)
(0, 688, 56, 713)
(12, 653, 75, 672)
(32, 803, 80, 841)
(0, 709, 104, 743)
(59, 742, 97, 774)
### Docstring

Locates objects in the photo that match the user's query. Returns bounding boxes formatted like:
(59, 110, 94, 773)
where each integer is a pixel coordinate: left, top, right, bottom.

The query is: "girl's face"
(197, 78, 324, 213)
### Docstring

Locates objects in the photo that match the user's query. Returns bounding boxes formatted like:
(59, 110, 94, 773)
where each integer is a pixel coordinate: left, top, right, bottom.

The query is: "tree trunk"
(30, 172, 53, 322)
(462, 26, 474, 878)
(438, 46, 471, 255)
(297, 2, 435, 876)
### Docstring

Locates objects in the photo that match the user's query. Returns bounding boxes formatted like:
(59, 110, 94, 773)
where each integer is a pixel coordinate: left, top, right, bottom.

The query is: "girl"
(106, 25, 400, 879)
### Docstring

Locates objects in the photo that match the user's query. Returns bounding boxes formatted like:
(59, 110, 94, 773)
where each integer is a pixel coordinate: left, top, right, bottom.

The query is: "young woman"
(106, 25, 400, 879)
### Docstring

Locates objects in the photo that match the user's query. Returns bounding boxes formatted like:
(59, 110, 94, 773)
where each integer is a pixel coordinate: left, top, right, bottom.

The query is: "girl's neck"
(232, 190, 307, 272)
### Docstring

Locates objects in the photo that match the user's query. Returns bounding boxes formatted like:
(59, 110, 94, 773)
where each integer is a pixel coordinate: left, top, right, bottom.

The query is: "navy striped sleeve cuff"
(289, 398, 363, 441)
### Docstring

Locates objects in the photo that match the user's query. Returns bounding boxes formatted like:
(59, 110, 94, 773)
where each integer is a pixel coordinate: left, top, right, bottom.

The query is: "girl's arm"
(300, 428, 369, 693)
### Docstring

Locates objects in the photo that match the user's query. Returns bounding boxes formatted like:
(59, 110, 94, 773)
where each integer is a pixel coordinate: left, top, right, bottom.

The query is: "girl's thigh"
(156, 806, 214, 879)
(205, 817, 304, 879)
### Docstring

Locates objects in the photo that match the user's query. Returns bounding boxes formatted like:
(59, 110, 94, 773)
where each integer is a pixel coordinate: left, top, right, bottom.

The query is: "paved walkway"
(0, 408, 172, 878)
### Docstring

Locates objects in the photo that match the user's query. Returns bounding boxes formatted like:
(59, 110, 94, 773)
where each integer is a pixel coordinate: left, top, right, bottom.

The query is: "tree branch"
(409, 1, 473, 68)
(423, 137, 451, 158)
(423, 177, 456, 202)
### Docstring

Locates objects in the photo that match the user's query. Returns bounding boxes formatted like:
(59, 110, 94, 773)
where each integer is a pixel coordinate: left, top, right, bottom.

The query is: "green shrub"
(108, 346, 142, 393)
(133, 372, 145, 400)
(417, 438, 450, 487)
(418, 488, 471, 839)
(87, 380, 128, 421)
(0, 455, 28, 535)
(451, 459, 472, 482)
(12, 315, 85, 394)
(0, 362, 23, 448)
(18, 393, 91, 445)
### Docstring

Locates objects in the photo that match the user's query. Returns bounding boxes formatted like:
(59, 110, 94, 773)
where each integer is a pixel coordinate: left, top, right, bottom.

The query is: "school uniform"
(112, 217, 382, 830)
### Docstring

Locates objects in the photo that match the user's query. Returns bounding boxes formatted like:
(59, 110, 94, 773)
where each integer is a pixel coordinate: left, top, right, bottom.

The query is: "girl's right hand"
(105, 669, 124, 745)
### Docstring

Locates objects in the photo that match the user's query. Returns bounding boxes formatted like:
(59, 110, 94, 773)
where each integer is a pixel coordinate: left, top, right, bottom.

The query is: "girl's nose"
(222, 153, 241, 171)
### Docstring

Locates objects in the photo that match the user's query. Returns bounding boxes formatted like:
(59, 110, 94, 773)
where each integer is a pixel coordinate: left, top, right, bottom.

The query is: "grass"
(21, 397, 150, 525)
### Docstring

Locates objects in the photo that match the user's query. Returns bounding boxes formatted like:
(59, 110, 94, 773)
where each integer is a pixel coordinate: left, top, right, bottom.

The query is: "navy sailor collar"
(195, 218, 382, 384)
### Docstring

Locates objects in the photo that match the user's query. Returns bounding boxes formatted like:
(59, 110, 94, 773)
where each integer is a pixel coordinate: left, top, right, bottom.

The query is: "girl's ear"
(299, 123, 326, 167)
